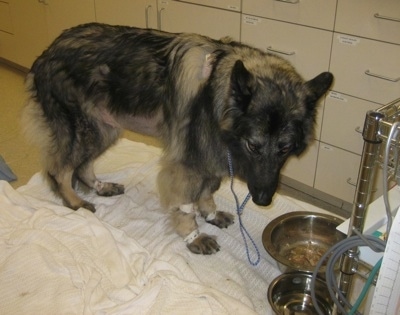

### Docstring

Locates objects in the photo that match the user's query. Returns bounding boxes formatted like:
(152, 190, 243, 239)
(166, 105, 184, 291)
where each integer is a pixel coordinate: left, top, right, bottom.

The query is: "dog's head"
(221, 59, 333, 206)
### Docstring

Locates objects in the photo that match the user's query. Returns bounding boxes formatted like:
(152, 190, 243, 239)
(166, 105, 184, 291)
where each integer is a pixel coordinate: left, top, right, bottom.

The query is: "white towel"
(0, 139, 323, 314)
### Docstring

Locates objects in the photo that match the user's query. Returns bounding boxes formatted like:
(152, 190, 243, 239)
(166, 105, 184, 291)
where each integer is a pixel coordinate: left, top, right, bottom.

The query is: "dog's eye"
(246, 141, 260, 154)
(279, 144, 292, 155)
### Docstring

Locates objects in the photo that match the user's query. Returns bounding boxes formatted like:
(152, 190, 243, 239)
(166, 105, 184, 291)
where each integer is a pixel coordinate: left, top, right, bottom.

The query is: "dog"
(22, 23, 333, 255)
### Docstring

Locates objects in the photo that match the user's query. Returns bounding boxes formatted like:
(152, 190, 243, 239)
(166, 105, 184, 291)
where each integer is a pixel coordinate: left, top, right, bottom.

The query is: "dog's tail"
(21, 73, 55, 172)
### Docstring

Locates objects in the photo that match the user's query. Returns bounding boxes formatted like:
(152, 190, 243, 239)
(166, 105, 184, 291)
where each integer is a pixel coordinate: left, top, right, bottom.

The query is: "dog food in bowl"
(262, 211, 345, 273)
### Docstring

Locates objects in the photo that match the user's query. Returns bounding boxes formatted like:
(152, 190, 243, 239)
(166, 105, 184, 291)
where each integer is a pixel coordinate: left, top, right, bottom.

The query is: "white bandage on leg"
(184, 230, 199, 244)
(94, 180, 105, 192)
(179, 203, 194, 214)
(206, 212, 216, 221)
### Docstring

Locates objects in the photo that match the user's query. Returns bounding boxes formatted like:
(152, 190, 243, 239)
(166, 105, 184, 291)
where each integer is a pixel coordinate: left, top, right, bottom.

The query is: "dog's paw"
(206, 211, 234, 229)
(96, 182, 125, 197)
(68, 200, 96, 213)
(81, 201, 96, 213)
(187, 233, 220, 255)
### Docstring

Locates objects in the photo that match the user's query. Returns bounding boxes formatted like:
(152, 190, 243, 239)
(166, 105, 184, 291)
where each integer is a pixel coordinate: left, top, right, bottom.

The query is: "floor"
(0, 62, 348, 218)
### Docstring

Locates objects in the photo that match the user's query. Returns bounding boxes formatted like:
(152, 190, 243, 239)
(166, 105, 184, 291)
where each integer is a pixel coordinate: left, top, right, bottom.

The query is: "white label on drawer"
(243, 15, 261, 25)
(337, 34, 360, 46)
(328, 91, 348, 102)
(321, 144, 334, 151)
(228, 5, 239, 11)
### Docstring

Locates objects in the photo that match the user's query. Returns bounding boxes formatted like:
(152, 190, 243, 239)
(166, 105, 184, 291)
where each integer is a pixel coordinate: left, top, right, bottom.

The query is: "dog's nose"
(252, 191, 273, 207)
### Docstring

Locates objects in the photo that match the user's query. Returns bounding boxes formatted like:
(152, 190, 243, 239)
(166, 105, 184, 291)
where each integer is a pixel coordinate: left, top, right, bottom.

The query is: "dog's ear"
(230, 60, 254, 111)
(304, 72, 334, 111)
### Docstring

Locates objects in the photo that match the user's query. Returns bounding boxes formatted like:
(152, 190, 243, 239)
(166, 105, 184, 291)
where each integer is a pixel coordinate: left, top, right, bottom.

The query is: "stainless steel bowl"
(262, 211, 345, 273)
(268, 272, 333, 315)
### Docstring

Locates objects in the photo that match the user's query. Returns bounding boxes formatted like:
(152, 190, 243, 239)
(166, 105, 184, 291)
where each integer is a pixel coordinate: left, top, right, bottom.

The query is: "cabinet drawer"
(330, 34, 400, 105)
(281, 141, 319, 187)
(242, 0, 337, 30)
(321, 92, 378, 154)
(241, 15, 332, 80)
(315, 144, 360, 203)
(175, 0, 241, 12)
(158, 1, 240, 40)
(336, 0, 400, 45)
(96, 0, 158, 29)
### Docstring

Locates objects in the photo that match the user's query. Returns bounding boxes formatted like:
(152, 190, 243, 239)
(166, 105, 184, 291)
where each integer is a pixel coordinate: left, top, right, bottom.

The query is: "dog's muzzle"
(252, 191, 273, 207)
(249, 182, 278, 207)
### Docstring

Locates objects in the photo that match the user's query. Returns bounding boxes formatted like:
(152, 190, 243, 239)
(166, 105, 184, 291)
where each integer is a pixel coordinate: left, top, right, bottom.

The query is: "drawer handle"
(374, 13, 400, 23)
(355, 126, 362, 134)
(275, 0, 299, 3)
(158, 8, 166, 31)
(365, 70, 400, 83)
(346, 177, 357, 187)
(267, 46, 296, 56)
(145, 5, 153, 28)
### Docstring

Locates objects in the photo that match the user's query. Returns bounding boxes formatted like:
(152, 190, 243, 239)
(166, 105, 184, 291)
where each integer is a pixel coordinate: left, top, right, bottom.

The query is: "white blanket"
(0, 139, 326, 314)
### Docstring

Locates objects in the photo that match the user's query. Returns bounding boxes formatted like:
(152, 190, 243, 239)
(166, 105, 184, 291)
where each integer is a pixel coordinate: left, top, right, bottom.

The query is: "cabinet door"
(0, 1, 13, 33)
(336, 0, 400, 45)
(46, 0, 96, 42)
(321, 92, 378, 155)
(2, 0, 48, 68)
(330, 34, 400, 105)
(242, 0, 337, 30)
(158, 1, 240, 40)
(281, 141, 319, 187)
(314, 143, 360, 203)
(95, 0, 158, 29)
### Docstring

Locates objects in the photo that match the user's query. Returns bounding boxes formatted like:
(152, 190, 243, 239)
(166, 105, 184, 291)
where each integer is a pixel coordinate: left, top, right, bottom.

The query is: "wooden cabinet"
(335, 0, 400, 45)
(157, 0, 240, 40)
(242, 0, 337, 30)
(0, 1, 13, 34)
(314, 144, 361, 203)
(44, 1, 96, 43)
(330, 34, 400, 105)
(0, 0, 95, 69)
(178, 0, 241, 12)
(242, 0, 399, 205)
(314, 0, 400, 204)
(95, 0, 158, 29)
(281, 142, 319, 188)
(241, 15, 332, 90)
(0, 0, 48, 69)
(321, 93, 377, 155)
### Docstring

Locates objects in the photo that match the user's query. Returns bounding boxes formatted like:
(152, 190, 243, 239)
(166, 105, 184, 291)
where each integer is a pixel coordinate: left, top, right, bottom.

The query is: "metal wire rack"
(337, 98, 400, 313)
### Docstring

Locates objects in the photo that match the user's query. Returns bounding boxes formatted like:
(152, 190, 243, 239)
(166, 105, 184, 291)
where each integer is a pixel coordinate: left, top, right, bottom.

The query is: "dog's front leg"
(172, 205, 220, 255)
(197, 191, 234, 229)
(158, 163, 223, 254)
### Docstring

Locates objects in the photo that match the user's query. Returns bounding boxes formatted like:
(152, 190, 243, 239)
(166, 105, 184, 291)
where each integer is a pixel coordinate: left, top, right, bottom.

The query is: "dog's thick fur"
(23, 23, 333, 254)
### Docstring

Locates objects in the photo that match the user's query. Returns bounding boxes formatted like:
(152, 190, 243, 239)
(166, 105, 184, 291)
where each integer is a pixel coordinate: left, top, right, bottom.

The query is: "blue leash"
(227, 151, 261, 266)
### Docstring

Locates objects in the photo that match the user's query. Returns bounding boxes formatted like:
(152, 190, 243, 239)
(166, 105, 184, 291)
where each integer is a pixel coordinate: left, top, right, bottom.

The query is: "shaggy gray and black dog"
(23, 23, 333, 254)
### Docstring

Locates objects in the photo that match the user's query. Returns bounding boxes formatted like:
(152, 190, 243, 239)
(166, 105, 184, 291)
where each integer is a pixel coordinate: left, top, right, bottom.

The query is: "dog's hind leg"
(51, 168, 97, 212)
(77, 160, 125, 197)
